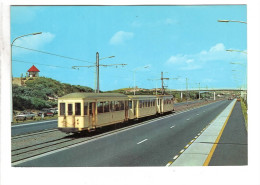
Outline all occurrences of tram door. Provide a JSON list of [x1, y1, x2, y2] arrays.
[[134, 100, 137, 117], [89, 102, 96, 128], [67, 103, 75, 127], [160, 99, 163, 113], [125, 101, 129, 121]]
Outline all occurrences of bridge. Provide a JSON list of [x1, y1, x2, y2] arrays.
[[166, 88, 247, 101]]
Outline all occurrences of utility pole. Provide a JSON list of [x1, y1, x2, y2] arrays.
[[161, 72, 169, 95], [96, 52, 99, 93], [186, 78, 188, 105], [196, 82, 200, 100], [72, 52, 126, 93]]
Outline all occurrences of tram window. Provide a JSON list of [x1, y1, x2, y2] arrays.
[[97, 102, 104, 113], [110, 101, 114, 112], [119, 101, 124, 110], [84, 102, 88, 115], [115, 101, 120, 111], [75, 103, 81, 115], [104, 101, 109, 113], [139, 100, 142, 108], [68, 104, 73, 115], [60, 103, 65, 115], [129, 101, 132, 109], [89, 103, 93, 115]]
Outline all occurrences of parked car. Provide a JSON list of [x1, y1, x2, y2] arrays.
[[49, 108, 58, 114], [46, 111, 54, 117], [38, 111, 47, 116], [15, 112, 36, 121]]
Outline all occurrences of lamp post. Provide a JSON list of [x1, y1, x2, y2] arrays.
[[217, 20, 247, 24], [226, 49, 247, 54], [133, 65, 149, 95], [11, 32, 42, 122]]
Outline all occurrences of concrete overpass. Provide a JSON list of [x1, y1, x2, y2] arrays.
[[167, 88, 247, 101]]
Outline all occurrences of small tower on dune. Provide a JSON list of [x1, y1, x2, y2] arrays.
[[27, 65, 40, 77]]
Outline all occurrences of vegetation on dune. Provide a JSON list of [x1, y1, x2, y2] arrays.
[[13, 77, 94, 110], [240, 98, 248, 131]]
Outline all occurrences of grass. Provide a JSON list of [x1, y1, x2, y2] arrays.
[[240, 99, 248, 131]]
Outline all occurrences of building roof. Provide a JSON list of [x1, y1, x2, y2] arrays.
[[27, 65, 40, 72]]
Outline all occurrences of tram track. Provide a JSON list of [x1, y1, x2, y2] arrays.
[[12, 99, 221, 165]]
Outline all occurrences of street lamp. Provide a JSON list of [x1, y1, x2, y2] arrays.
[[218, 20, 247, 24], [133, 65, 149, 95], [11, 32, 42, 122], [226, 49, 247, 54]]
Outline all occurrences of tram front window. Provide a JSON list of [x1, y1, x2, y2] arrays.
[[75, 103, 81, 115], [68, 104, 73, 115], [60, 103, 65, 116]]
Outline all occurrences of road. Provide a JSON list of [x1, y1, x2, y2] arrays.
[[209, 101, 247, 165], [14, 100, 232, 167], [11, 120, 57, 136]]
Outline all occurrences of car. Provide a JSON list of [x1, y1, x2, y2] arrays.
[[46, 111, 54, 117], [15, 112, 36, 121], [49, 108, 58, 114], [38, 111, 47, 116]]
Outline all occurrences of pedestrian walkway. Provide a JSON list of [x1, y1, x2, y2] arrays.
[[170, 99, 241, 166]]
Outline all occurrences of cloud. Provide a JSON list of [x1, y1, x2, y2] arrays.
[[165, 43, 247, 71], [109, 31, 134, 45], [12, 32, 55, 55]]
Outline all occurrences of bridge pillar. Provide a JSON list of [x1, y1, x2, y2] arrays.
[[181, 91, 183, 100], [214, 91, 216, 101]]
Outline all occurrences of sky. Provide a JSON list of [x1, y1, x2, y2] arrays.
[[11, 5, 247, 91]]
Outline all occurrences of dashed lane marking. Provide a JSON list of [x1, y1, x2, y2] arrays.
[[173, 155, 179, 160], [170, 125, 175, 128], [137, 139, 148, 145]]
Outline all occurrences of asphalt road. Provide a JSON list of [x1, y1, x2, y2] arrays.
[[209, 101, 248, 166], [15, 100, 232, 167], [11, 120, 57, 136]]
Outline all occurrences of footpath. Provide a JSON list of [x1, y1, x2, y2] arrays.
[[170, 99, 247, 166]]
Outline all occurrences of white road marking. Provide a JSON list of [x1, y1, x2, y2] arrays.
[[173, 155, 179, 160], [170, 125, 175, 128], [137, 139, 148, 145], [180, 149, 185, 153], [166, 162, 173, 167], [186, 118, 190, 121], [197, 114, 200, 116]]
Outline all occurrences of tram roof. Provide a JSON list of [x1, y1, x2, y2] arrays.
[[60, 92, 128, 99]]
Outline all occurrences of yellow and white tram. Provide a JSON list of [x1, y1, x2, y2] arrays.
[[58, 93, 174, 133]]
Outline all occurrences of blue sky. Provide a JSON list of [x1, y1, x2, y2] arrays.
[[11, 5, 247, 91]]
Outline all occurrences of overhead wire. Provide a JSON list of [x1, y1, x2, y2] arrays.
[[12, 45, 94, 64], [12, 59, 75, 69]]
